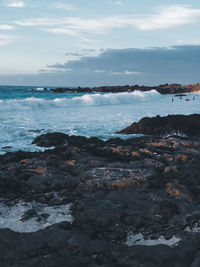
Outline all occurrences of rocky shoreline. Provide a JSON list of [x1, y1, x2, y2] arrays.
[[50, 83, 200, 94], [1, 115, 200, 266], [118, 114, 200, 136]]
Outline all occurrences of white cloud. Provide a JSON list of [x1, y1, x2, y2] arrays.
[[6, 1, 25, 7], [116, 1, 123, 5], [108, 1, 123, 6], [0, 34, 13, 46], [15, 18, 69, 27], [0, 24, 15, 30], [94, 70, 105, 73], [13, 5, 200, 41], [112, 70, 140, 75], [43, 27, 79, 36], [15, 17, 116, 35], [39, 67, 73, 73], [175, 40, 200, 46], [50, 2, 76, 10], [134, 5, 200, 30], [125, 70, 141, 75]]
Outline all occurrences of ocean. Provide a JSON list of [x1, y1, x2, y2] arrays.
[[0, 85, 199, 154]]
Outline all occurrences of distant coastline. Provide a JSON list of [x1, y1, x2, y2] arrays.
[[50, 83, 200, 94]]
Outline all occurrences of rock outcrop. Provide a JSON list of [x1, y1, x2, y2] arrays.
[[118, 114, 200, 136], [1, 131, 200, 266], [50, 83, 200, 94]]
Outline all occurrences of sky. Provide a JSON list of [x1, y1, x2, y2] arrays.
[[0, 0, 200, 86]]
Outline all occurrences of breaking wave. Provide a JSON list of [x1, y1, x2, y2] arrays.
[[35, 87, 47, 91], [0, 90, 161, 110]]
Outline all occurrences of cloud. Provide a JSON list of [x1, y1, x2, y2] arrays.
[[0, 34, 13, 45], [94, 70, 105, 73], [0, 24, 15, 30], [6, 1, 25, 7], [14, 18, 64, 26], [65, 49, 98, 58], [175, 40, 200, 46], [38, 67, 73, 73], [108, 1, 124, 6], [117, 1, 123, 5], [134, 5, 200, 30], [46, 47, 170, 72], [112, 70, 141, 75], [45, 64, 73, 72], [13, 5, 200, 43], [15, 5, 200, 32], [65, 52, 83, 57], [1, 45, 200, 86], [83, 49, 96, 52], [39, 45, 200, 86], [50, 2, 77, 10], [15, 17, 120, 35], [43, 27, 80, 37]]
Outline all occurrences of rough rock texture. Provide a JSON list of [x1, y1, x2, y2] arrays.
[[50, 83, 200, 94], [32, 132, 69, 147], [118, 114, 200, 136], [32, 133, 103, 148], [1, 133, 200, 266]]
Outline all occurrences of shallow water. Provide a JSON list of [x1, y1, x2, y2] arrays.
[[0, 85, 200, 154], [125, 232, 181, 247], [0, 199, 73, 233]]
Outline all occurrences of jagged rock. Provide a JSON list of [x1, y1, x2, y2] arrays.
[[32, 133, 103, 148], [118, 114, 200, 137], [1, 129, 200, 266], [50, 83, 200, 94], [32, 132, 69, 147]]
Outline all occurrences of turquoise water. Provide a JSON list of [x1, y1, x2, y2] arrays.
[[0, 85, 85, 100], [0, 85, 199, 154]]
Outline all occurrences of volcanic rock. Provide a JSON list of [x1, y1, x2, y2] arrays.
[[50, 83, 200, 94], [118, 114, 200, 136], [32, 132, 69, 147], [1, 129, 200, 266]]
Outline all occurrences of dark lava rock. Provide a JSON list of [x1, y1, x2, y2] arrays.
[[32, 132, 104, 148], [32, 132, 69, 147], [50, 83, 200, 94], [20, 208, 39, 221], [1, 128, 200, 266], [118, 114, 200, 136]]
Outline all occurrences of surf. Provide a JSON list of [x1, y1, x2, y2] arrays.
[[0, 90, 161, 110]]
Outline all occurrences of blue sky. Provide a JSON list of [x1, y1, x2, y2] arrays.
[[0, 0, 200, 86]]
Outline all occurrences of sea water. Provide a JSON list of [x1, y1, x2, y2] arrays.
[[0, 85, 200, 154], [0, 199, 73, 233]]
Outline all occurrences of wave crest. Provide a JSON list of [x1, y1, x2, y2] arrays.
[[0, 90, 160, 110]]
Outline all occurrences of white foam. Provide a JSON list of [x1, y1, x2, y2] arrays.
[[0, 200, 73, 233], [0, 90, 161, 110], [73, 90, 161, 106], [1, 90, 200, 154], [35, 87, 46, 91], [125, 232, 181, 247], [161, 130, 188, 138], [185, 223, 200, 233]]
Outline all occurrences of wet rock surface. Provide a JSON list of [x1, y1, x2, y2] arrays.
[[118, 114, 200, 137], [1, 133, 200, 266]]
